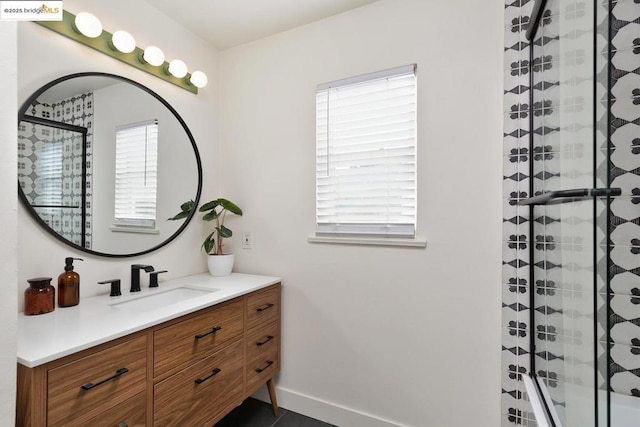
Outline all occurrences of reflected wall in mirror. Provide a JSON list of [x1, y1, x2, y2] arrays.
[[17, 73, 202, 257]]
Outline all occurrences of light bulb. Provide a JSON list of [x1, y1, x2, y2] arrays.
[[143, 46, 165, 66], [74, 12, 102, 38], [168, 59, 188, 78], [111, 30, 136, 53], [190, 71, 208, 88]]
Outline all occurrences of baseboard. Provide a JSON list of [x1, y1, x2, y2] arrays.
[[252, 386, 407, 427]]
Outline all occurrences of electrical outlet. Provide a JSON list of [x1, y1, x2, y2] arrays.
[[242, 231, 253, 249]]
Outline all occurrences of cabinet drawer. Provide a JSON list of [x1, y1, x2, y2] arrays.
[[154, 299, 244, 378], [78, 391, 146, 427], [246, 320, 279, 364], [47, 336, 147, 427], [246, 343, 278, 392], [154, 339, 244, 426], [246, 285, 280, 330]]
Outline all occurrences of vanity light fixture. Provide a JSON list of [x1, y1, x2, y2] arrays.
[[110, 30, 136, 54], [35, 10, 206, 94], [167, 59, 188, 78], [190, 71, 208, 88], [142, 46, 165, 67], [73, 12, 102, 38]]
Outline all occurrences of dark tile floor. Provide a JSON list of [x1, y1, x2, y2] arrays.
[[215, 398, 337, 427]]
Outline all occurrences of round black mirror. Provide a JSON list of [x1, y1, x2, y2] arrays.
[[17, 72, 202, 257]]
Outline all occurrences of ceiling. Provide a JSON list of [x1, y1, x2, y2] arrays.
[[146, 0, 381, 50]]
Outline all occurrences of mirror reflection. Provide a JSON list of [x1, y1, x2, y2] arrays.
[[18, 73, 202, 257]]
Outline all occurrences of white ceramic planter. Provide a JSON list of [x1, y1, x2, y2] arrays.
[[207, 253, 234, 276]]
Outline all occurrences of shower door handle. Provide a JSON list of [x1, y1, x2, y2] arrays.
[[518, 187, 621, 206]]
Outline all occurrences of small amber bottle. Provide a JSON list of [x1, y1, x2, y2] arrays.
[[25, 277, 55, 315], [58, 257, 83, 307]]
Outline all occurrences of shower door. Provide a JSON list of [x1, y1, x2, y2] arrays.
[[520, 0, 614, 426], [18, 117, 88, 248]]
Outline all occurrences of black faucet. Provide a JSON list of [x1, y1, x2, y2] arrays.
[[130, 264, 154, 292]]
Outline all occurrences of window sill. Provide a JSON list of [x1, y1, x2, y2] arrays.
[[110, 226, 159, 235], [307, 235, 427, 248]]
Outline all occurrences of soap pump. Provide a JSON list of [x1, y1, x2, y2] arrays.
[[58, 257, 83, 307]]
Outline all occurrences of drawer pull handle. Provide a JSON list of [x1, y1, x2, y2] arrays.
[[117, 423, 128, 427], [195, 368, 221, 384], [256, 335, 274, 346], [256, 303, 275, 312], [195, 325, 222, 339], [81, 367, 129, 391], [255, 360, 274, 373]]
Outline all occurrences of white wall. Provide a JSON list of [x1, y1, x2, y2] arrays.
[[17, 0, 219, 309], [220, 1, 504, 426], [0, 21, 18, 427]]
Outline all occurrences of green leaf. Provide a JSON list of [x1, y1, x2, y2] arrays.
[[168, 199, 195, 220], [202, 232, 216, 254], [180, 200, 195, 212], [202, 210, 219, 221], [217, 225, 232, 238], [203, 239, 214, 254], [218, 198, 243, 216], [167, 210, 189, 221], [199, 200, 220, 212]]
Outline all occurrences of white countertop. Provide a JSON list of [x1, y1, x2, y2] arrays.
[[17, 272, 281, 368]]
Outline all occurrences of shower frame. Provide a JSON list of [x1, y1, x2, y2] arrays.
[[517, 0, 619, 425], [19, 114, 89, 249]]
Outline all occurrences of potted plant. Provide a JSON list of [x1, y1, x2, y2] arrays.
[[169, 198, 243, 276]]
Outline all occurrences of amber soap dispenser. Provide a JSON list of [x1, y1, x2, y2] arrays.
[[58, 257, 83, 307]]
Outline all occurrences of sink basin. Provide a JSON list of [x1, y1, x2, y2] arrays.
[[109, 286, 219, 312]]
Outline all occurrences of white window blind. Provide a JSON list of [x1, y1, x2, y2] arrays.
[[315, 64, 417, 237], [114, 120, 158, 228]]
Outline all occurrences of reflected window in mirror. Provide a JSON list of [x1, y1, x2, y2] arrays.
[[113, 120, 158, 233]]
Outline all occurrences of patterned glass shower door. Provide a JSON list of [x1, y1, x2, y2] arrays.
[[523, 0, 613, 425], [18, 119, 88, 248]]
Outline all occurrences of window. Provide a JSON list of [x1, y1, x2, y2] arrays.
[[114, 120, 158, 228], [315, 64, 417, 237]]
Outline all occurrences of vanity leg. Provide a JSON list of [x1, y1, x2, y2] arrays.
[[267, 378, 279, 416]]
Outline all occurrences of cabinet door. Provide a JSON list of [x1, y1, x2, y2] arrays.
[[78, 391, 146, 427], [47, 336, 147, 427], [154, 339, 244, 426], [153, 299, 244, 378]]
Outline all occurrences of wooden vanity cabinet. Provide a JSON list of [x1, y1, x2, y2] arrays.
[[16, 283, 281, 427]]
